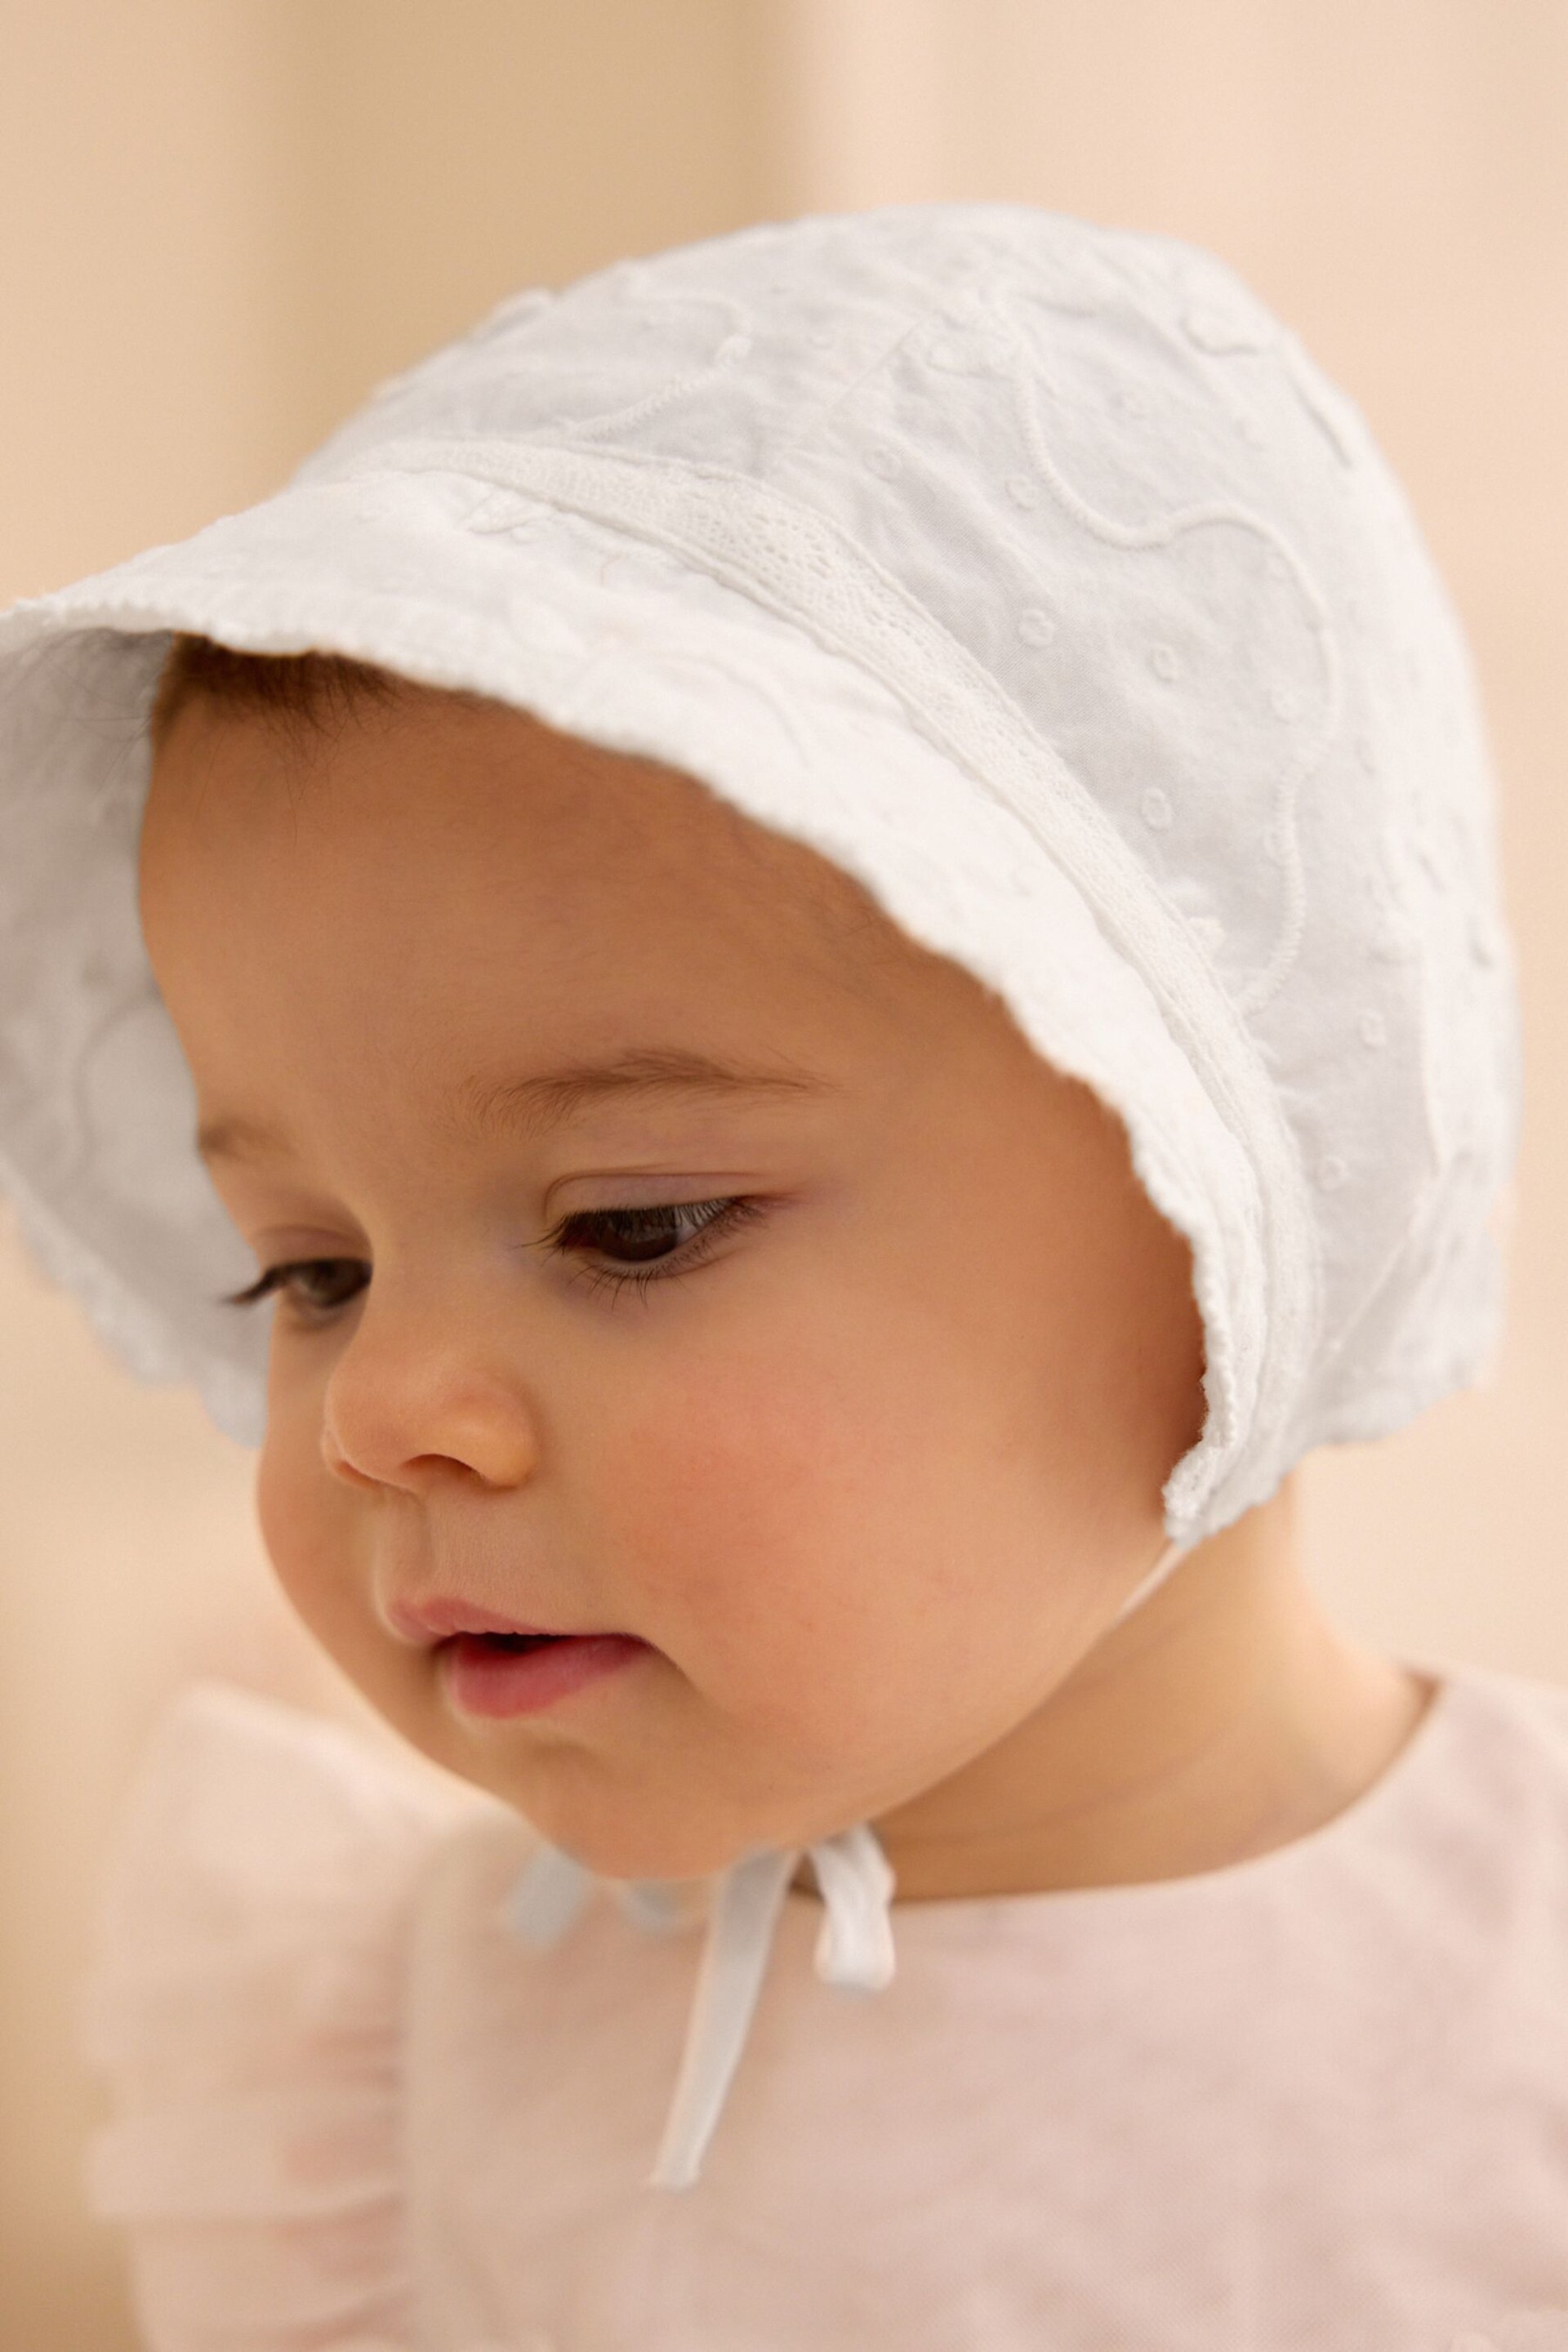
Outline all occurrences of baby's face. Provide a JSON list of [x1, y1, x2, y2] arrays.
[[140, 684, 1203, 1879]]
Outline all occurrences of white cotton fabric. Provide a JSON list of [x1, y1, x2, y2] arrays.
[[0, 202, 1520, 1544], [82, 1672, 1568, 2350]]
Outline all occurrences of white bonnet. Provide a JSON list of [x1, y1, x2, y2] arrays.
[[0, 203, 1520, 1544]]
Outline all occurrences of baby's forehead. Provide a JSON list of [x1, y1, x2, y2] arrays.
[[149, 660, 907, 968]]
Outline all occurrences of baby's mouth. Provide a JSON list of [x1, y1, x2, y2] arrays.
[[439, 1626, 650, 1719], [386, 1593, 586, 1646], [384, 1593, 651, 1716], [456, 1630, 563, 1654]]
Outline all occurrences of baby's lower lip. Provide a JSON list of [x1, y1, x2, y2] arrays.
[[440, 1630, 649, 1719]]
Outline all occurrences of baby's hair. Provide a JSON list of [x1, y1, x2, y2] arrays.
[[149, 632, 405, 747]]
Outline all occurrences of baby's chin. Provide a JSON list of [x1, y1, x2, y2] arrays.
[[381, 1687, 833, 1884], [472, 1762, 832, 1886], [334, 1622, 897, 1880]]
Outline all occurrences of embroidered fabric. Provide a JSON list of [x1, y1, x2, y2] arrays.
[[0, 203, 1519, 1547]]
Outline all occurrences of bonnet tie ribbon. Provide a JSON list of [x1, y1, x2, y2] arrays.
[[506, 1821, 897, 2190], [503, 1538, 1185, 2188]]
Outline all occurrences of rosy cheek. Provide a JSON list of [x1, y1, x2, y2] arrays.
[[596, 1354, 883, 1671]]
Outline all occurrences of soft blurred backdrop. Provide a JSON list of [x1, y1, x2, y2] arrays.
[[3, 3, 1565, 2341]]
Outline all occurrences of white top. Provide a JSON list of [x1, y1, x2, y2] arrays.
[[84, 1666, 1568, 2351]]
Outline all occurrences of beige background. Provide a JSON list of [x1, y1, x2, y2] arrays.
[[2, 4, 1564, 2341]]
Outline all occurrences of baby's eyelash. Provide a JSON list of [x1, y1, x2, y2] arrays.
[[540, 1196, 764, 1299], [220, 1258, 367, 1318]]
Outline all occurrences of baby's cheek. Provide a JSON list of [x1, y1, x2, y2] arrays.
[[590, 1343, 932, 1726]]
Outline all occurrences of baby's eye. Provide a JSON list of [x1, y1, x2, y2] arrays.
[[222, 1258, 369, 1321], [562, 1202, 720, 1264], [216, 1200, 761, 1322], [546, 1196, 763, 1293]]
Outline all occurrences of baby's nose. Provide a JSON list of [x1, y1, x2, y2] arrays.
[[318, 1298, 541, 1495]]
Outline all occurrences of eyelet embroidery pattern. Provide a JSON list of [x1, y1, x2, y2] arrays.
[[0, 205, 1518, 1539], [299, 211, 1519, 1534]]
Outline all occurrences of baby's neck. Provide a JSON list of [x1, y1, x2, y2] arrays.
[[843, 1486, 1433, 1904]]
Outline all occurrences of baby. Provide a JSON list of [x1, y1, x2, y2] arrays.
[[0, 207, 1561, 2349]]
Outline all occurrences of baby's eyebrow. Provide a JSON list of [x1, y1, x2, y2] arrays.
[[452, 1049, 834, 1144], [195, 1049, 831, 1165]]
